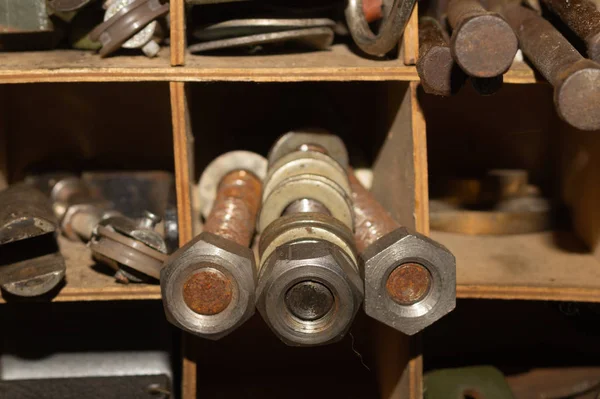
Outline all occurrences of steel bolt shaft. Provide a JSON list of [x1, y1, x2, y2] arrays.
[[417, 16, 465, 96], [447, 0, 518, 78], [348, 170, 431, 304], [203, 170, 262, 247], [541, 0, 600, 62], [490, 0, 600, 131], [183, 170, 261, 316]]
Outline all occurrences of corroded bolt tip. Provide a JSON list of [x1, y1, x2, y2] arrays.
[[556, 66, 600, 131], [285, 281, 334, 321], [386, 263, 432, 305], [183, 269, 233, 315], [418, 46, 461, 96], [451, 14, 518, 78]]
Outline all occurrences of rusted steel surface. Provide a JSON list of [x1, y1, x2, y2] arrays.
[[491, 0, 600, 131], [417, 16, 465, 96], [447, 0, 518, 78], [363, 0, 384, 23], [204, 170, 262, 248], [541, 0, 600, 62], [183, 268, 233, 315], [386, 262, 432, 305], [348, 169, 398, 253]]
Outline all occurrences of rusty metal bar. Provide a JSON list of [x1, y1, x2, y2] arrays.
[[203, 170, 262, 248]]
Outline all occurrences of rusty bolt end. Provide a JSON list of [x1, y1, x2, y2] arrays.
[[183, 268, 233, 316], [556, 63, 600, 131], [386, 263, 432, 305], [417, 46, 464, 96], [451, 14, 518, 78]]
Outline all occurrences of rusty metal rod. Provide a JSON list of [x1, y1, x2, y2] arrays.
[[447, 0, 518, 78], [490, 0, 600, 131], [203, 170, 262, 248], [541, 0, 600, 62], [417, 16, 466, 96], [348, 170, 432, 306]]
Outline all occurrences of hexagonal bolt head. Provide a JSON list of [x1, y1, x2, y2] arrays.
[[256, 240, 363, 346], [362, 227, 456, 335], [161, 231, 257, 340]]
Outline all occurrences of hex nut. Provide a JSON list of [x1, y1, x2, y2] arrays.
[[362, 227, 456, 335], [256, 240, 363, 346], [161, 231, 257, 340]]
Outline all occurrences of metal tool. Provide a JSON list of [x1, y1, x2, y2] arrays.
[[256, 131, 363, 346], [89, 0, 169, 57], [541, 0, 600, 62], [37, 175, 169, 283], [345, 0, 417, 56], [348, 170, 455, 335], [489, 0, 600, 131], [446, 0, 518, 78], [429, 169, 552, 235], [417, 16, 465, 96], [189, 18, 335, 54], [0, 184, 66, 297], [162, 151, 267, 340]]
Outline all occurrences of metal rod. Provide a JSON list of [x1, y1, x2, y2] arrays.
[[203, 170, 262, 248], [447, 0, 518, 78]]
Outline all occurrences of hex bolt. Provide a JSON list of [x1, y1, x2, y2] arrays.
[[348, 170, 456, 335], [181, 170, 261, 317], [417, 16, 466, 96], [447, 0, 518, 78], [541, 0, 600, 62], [489, 0, 600, 131], [256, 132, 362, 346], [161, 151, 267, 340]]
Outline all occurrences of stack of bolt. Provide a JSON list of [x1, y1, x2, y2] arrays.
[[161, 151, 267, 340], [417, 0, 600, 131], [255, 132, 363, 346], [349, 170, 456, 335]]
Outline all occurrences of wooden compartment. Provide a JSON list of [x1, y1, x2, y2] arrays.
[[424, 299, 600, 398], [173, 81, 426, 399], [0, 82, 174, 302], [419, 83, 600, 303]]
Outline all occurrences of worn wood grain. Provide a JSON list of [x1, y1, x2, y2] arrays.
[[170, 0, 185, 66], [402, 3, 419, 65]]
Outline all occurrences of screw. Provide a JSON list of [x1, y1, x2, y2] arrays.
[[386, 263, 432, 305], [139, 210, 161, 229]]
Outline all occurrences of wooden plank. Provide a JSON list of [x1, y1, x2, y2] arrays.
[[0, 236, 161, 304], [0, 85, 7, 189], [371, 82, 423, 399], [170, 0, 185, 66], [170, 81, 196, 399], [432, 230, 600, 302], [402, 2, 419, 66]]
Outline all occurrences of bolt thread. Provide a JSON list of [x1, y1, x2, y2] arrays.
[[204, 170, 262, 247], [348, 169, 399, 253]]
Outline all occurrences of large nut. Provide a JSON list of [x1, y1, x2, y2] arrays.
[[256, 240, 363, 346], [362, 227, 456, 335], [161, 232, 257, 340]]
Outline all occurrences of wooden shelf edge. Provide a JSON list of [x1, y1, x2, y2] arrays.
[[0, 286, 161, 304], [0, 67, 420, 84], [457, 284, 600, 303]]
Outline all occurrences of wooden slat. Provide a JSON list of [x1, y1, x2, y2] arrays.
[[0, 85, 7, 189], [433, 231, 600, 302], [402, 2, 419, 66], [170, 81, 196, 399], [170, 0, 185, 66]]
